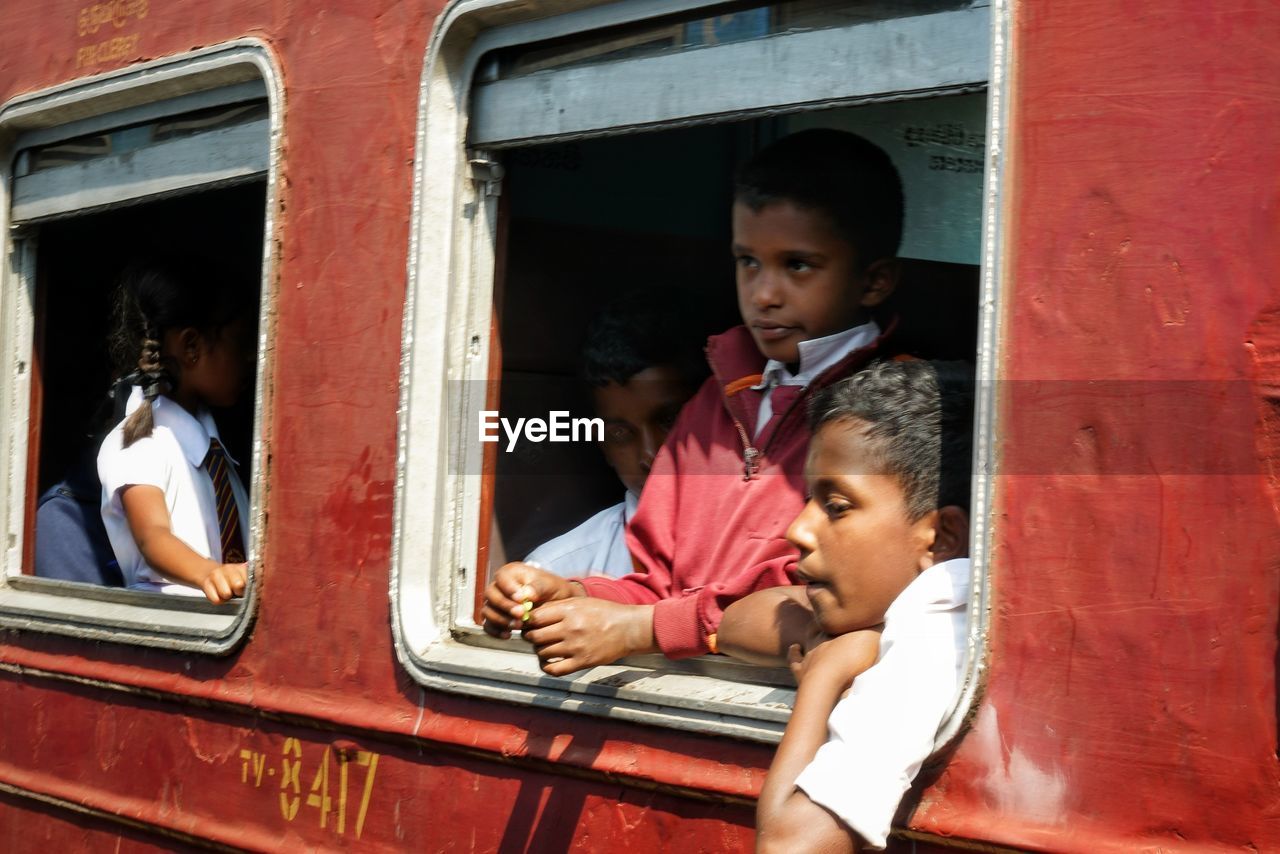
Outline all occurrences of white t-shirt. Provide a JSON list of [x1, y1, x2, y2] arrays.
[[752, 320, 881, 437], [794, 557, 971, 849], [98, 387, 250, 596], [525, 490, 638, 578]]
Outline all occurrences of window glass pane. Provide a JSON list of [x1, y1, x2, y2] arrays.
[[12, 100, 269, 222], [21, 134, 112, 172], [151, 100, 268, 143], [19, 101, 268, 176], [470, 2, 987, 148], [497, 0, 977, 78]]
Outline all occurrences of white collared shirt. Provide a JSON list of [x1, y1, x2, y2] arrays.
[[793, 557, 971, 849], [752, 320, 880, 437], [525, 490, 638, 578], [98, 387, 250, 596]]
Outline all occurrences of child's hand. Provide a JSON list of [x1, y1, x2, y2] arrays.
[[787, 628, 882, 694], [520, 598, 657, 676], [201, 562, 248, 605], [481, 562, 579, 638]]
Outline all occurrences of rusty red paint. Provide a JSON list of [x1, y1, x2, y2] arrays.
[[0, 0, 1277, 850], [912, 0, 1280, 850], [0, 2, 773, 848], [0, 674, 758, 850]]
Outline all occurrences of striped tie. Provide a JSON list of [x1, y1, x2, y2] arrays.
[[203, 437, 246, 564]]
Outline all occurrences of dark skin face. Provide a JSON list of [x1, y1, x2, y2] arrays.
[[593, 364, 694, 495], [733, 200, 898, 366], [163, 316, 255, 413], [787, 419, 968, 636]]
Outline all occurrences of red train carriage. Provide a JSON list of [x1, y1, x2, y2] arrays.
[[0, 0, 1277, 850]]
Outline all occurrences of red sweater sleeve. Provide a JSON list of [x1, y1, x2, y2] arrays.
[[576, 430, 682, 608], [580, 548, 799, 658], [575, 382, 803, 658], [648, 553, 798, 658]]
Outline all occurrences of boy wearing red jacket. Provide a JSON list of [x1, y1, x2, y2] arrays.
[[483, 129, 904, 674]]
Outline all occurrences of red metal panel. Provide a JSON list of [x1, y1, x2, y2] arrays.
[[2, 0, 1279, 850], [0, 792, 185, 853], [911, 1, 1280, 850], [0, 0, 441, 700], [0, 0, 761, 844], [0, 674, 757, 851], [0, 1, 777, 818]]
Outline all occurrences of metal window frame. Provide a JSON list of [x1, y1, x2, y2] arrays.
[[11, 82, 269, 223], [470, 4, 990, 147], [393, 0, 1005, 744], [0, 41, 283, 654]]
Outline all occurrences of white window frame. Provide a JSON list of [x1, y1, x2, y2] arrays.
[[0, 41, 282, 654], [393, 0, 1006, 743]]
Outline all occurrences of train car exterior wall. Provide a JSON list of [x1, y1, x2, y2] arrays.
[[0, 1, 1276, 851], [0, 1, 771, 849]]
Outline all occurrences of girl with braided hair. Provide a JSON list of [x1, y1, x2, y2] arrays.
[[97, 258, 257, 604]]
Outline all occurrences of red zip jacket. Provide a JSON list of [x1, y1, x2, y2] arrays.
[[576, 323, 894, 658]]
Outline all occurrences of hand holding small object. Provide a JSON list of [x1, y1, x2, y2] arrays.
[[481, 561, 580, 638], [520, 598, 658, 676]]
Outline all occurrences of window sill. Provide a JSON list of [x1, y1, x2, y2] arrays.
[[0, 575, 248, 653], [402, 626, 794, 744]]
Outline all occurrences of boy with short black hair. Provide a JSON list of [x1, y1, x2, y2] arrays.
[[721, 359, 974, 853], [483, 129, 904, 675], [525, 290, 706, 577]]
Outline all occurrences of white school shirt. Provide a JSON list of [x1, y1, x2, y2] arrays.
[[525, 490, 638, 578], [751, 320, 881, 437], [794, 557, 971, 849], [98, 387, 250, 596]]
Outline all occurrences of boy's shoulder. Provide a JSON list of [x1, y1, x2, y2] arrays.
[[526, 497, 629, 570], [97, 422, 187, 491], [886, 558, 970, 622]]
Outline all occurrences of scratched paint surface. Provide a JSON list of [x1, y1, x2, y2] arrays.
[[0, 674, 757, 851], [0, 9, 777, 845], [1, 0, 1279, 851], [910, 0, 1280, 851], [0, 792, 182, 853]]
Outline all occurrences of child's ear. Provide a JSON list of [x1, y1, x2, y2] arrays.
[[176, 327, 202, 366], [930, 505, 969, 563], [858, 258, 900, 309]]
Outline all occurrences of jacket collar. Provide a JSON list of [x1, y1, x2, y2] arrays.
[[754, 320, 881, 391], [706, 318, 899, 432], [123, 385, 231, 468]]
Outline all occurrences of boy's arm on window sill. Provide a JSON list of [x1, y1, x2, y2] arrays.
[[719, 586, 819, 666]]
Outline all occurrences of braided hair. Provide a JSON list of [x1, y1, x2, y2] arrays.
[[108, 257, 254, 448]]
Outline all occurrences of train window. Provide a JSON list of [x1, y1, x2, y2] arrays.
[[396, 0, 999, 741], [0, 43, 279, 652]]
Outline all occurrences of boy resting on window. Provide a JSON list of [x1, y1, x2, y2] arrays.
[[483, 129, 903, 674], [719, 359, 973, 853], [524, 290, 707, 577]]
